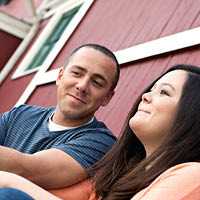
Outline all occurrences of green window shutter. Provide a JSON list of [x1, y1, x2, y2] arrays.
[[27, 5, 82, 71]]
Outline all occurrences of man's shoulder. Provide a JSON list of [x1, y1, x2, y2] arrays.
[[12, 104, 55, 114], [76, 117, 117, 140], [81, 117, 108, 131], [4, 104, 56, 122]]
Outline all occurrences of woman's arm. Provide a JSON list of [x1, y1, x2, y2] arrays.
[[0, 171, 61, 200], [131, 162, 200, 200]]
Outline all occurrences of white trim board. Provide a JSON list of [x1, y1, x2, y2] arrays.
[[37, 0, 85, 19], [15, 26, 200, 106], [115, 26, 200, 64], [0, 11, 31, 39]]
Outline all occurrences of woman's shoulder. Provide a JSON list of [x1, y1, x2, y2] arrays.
[[154, 162, 200, 185], [163, 162, 200, 176], [131, 162, 200, 200]]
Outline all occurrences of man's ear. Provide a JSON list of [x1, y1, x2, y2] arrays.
[[101, 91, 115, 106], [56, 68, 64, 86]]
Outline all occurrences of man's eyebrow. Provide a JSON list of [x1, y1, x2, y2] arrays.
[[71, 65, 108, 83], [162, 83, 176, 91], [93, 73, 108, 84], [71, 65, 87, 72]]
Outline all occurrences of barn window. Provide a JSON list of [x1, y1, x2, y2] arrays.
[[26, 5, 81, 71], [12, 0, 94, 79]]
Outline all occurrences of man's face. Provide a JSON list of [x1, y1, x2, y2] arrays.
[[55, 47, 117, 125]]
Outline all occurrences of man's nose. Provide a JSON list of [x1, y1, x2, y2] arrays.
[[76, 77, 90, 93]]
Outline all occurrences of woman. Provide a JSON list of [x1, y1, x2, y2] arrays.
[[1, 64, 200, 200], [92, 63, 200, 200]]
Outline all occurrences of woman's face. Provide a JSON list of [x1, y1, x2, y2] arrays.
[[129, 70, 187, 155]]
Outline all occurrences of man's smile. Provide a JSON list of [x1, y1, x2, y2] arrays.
[[67, 93, 87, 104]]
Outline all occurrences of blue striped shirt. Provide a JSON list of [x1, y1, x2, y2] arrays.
[[0, 104, 117, 169]]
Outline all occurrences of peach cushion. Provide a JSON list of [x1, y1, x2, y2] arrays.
[[48, 179, 92, 200]]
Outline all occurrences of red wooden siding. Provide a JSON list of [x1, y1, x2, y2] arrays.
[[0, 30, 21, 71], [1, 0, 200, 136]]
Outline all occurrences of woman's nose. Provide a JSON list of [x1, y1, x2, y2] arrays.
[[142, 92, 152, 103]]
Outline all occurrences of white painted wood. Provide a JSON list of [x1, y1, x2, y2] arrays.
[[114, 27, 200, 64], [0, 0, 39, 85], [11, 10, 63, 80], [37, 68, 60, 85], [38, 0, 85, 19], [0, 11, 31, 39]]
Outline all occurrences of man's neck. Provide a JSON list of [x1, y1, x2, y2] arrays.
[[52, 110, 94, 128]]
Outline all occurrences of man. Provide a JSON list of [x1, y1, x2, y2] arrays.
[[0, 44, 120, 189]]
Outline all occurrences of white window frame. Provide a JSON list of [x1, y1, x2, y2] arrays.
[[12, 0, 93, 80], [37, 0, 85, 20]]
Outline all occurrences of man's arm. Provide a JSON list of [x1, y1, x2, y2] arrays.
[[0, 170, 61, 200], [0, 146, 88, 189]]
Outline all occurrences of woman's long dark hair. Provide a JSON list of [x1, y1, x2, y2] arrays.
[[91, 64, 200, 200]]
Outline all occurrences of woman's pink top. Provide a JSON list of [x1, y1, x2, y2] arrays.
[[131, 162, 200, 200], [49, 162, 200, 200]]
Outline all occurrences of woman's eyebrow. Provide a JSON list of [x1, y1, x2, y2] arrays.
[[153, 83, 176, 91], [162, 83, 176, 91]]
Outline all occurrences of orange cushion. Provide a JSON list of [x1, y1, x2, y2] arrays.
[[48, 179, 92, 200]]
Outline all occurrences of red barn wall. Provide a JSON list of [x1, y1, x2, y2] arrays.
[[1, 0, 200, 136], [0, 0, 44, 112], [0, 30, 21, 71]]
